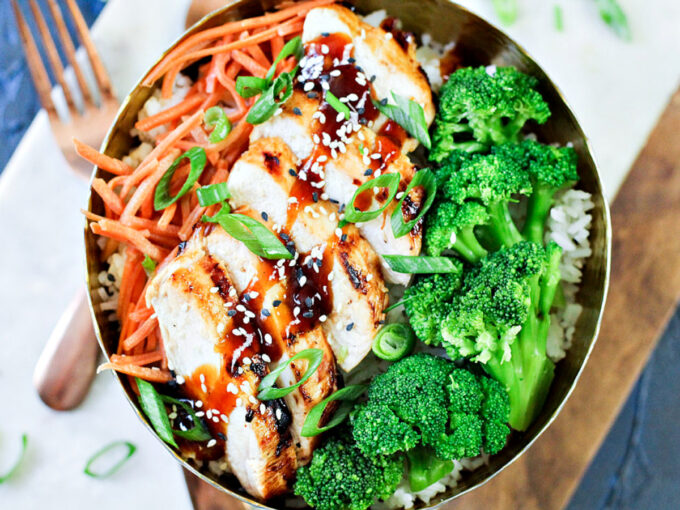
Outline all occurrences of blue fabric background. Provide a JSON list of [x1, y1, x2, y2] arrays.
[[1, 1, 677, 508]]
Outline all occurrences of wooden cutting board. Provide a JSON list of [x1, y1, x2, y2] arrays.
[[184, 86, 680, 510]]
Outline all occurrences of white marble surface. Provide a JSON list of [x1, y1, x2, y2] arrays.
[[0, 0, 678, 508]]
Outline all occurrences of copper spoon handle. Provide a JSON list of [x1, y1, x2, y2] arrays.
[[33, 288, 100, 411]]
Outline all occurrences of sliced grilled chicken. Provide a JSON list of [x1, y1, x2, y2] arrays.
[[227, 138, 388, 371], [146, 239, 297, 499], [301, 4, 434, 153], [202, 226, 338, 464], [252, 90, 424, 285]]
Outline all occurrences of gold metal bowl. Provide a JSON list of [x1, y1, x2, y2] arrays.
[[84, 0, 611, 507]]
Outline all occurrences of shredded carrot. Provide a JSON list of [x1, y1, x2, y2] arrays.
[[97, 362, 172, 383], [231, 49, 269, 77], [122, 316, 159, 351], [90, 220, 163, 261], [74, 139, 133, 175], [110, 351, 163, 366], [91, 178, 124, 216], [135, 94, 206, 132]]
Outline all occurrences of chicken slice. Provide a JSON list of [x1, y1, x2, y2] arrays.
[[302, 4, 435, 153], [202, 226, 338, 464], [227, 138, 387, 371], [146, 238, 296, 499]]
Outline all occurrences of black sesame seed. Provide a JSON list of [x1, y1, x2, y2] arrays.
[[341, 233, 347, 242], [262, 309, 271, 317], [364, 169, 372, 176], [312, 192, 318, 203], [296, 267, 303, 279], [307, 91, 318, 99], [305, 297, 313, 307], [329, 198, 339, 204], [357, 107, 365, 115], [370, 75, 377, 82], [322, 32, 330, 37], [293, 107, 302, 116], [286, 244, 296, 255], [217, 433, 227, 441], [227, 310, 237, 317], [243, 294, 251, 302], [261, 211, 268, 221], [348, 57, 356, 63], [379, 98, 388, 106], [280, 232, 290, 241], [288, 168, 297, 177], [302, 311, 314, 318], [356, 65, 364, 73], [315, 259, 323, 267], [346, 322, 354, 331], [359, 117, 368, 125], [273, 300, 282, 307], [378, 319, 386, 325], [107, 273, 115, 282]]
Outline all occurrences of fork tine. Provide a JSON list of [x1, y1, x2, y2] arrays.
[[29, 0, 77, 113], [46, 0, 94, 109], [64, 0, 115, 102], [11, 0, 57, 116]]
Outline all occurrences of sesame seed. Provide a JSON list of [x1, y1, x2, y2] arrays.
[[364, 168, 372, 176], [293, 107, 302, 116], [341, 233, 347, 242], [302, 310, 314, 318], [395, 191, 405, 199], [366, 273, 373, 281], [275, 408, 282, 420], [273, 300, 282, 307], [227, 310, 236, 317], [195, 411, 205, 417], [200, 374, 205, 383], [294, 306, 300, 317], [227, 383, 238, 394], [289, 168, 297, 177], [319, 314, 327, 322], [264, 333, 273, 344], [210, 286, 219, 294], [262, 308, 270, 317], [321, 44, 329, 54], [335, 228, 342, 238], [236, 398, 243, 406], [288, 196, 298, 204], [212, 416, 220, 423], [249, 395, 258, 405], [217, 322, 226, 334], [304, 81, 314, 92], [221, 414, 229, 423], [236, 304, 246, 312], [262, 354, 271, 363], [196, 400, 203, 408], [260, 403, 266, 414], [201, 383, 208, 393]]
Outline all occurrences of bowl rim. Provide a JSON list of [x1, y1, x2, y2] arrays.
[[83, 0, 612, 507]]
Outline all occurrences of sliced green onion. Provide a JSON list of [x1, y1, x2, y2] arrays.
[[344, 173, 400, 224], [554, 5, 564, 31], [84, 441, 136, 478], [154, 147, 207, 211], [382, 255, 459, 274], [141, 255, 157, 276], [196, 182, 230, 207], [203, 207, 293, 260], [161, 395, 211, 441], [247, 71, 295, 125], [204, 107, 232, 143], [407, 446, 454, 492], [325, 91, 350, 120], [390, 168, 437, 238], [266, 36, 303, 81], [372, 323, 416, 361], [374, 92, 431, 149], [236, 76, 270, 99], [136, 378, 177, 447], [595, 0, 632, 41], [491, 0, 519, 25], [257, 348, 324, 400], [301, 385, 367, 437], [384, 297, 414, 313], [0, 434, 28, 484]]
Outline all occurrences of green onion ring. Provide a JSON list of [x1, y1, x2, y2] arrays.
[[372, 323, 416, 361], [153, 147, 207, 211], [301, 385, 367, 437], [84, 441, 136, 478], [257, 348, 324, 400], [390, 168, 437, 238], [0, 434, 28, 484], [344, 173, 400, 224]]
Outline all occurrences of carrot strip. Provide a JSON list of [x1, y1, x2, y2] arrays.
[[91, 178, 124, 215], [122, 316, 159, 351], [179, 203, 206, 241], [158, 202, 177, 230], [143, 0, 333, 85], [117, 247, 143, 320], [90, 220, 163, 261], [135, 94, 206, 132], [97, 362, 172, 383], [74, 139, 133, 175], [270, 34, 284, 59], [121, 150, 180, 222], [245, 39, 271, 69], [231, 49, 268, 77], [128, 307, 154, 323], [111, 351, 163, 366]]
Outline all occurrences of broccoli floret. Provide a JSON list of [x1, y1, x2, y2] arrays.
[[430, 66, 551, 162], [441, 241, 562, 431], [424, 152, 531, 262], [294, 430, 403, 510], [351, 354, 510, 464], [493, 140, 578, 243], [403, 269, 463, 344]]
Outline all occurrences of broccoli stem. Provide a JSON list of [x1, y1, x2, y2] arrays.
[[452, 228, 489, 264], [523, 184, 556, 244], [487, 202, 524, 248]]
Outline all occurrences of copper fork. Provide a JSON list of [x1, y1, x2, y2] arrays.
[[12, 0, 119, 410]]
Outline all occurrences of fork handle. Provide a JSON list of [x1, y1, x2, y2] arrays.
[[33, 288, 100, 411]]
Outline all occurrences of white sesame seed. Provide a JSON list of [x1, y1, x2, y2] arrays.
[[207, 410, 213, 419], [195, 411, 205, 417], [330, 69, 341, 77], [396, 192, 405, 200], [249, 395, 258, 405], [221, 414, 229, 423], [236, 398, 243, 406], [227, 383, 238, 394], [236, 304, 246, 312], [210, 286, 219, 294], [217, 322, 226, 334], [207, 439, 217, 448], [250, 291, 259, 298], [288, 196, 298, 204], [321, 44, 329, 54], [294, 306, 300, 317], [319, 314, 327, 322], [264, 333, 273, 344], [275, 408, 282, 420], [262, 354, 271, 363], [299, 275, 307, 286], [335, 228, 342, 238], [313, 134, 320, 144], [304, 81, 314, 91], [200, 374, 205, 383], [260, 403, 266, 414], [176, 375, 185, 385], [367, 273, 374, 281], [212, 416, 220, 423], [201, 383, 207, 393], [347, 93, 359, 101], [229, 287, 237, 297], [385, 32, 393, 40]]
